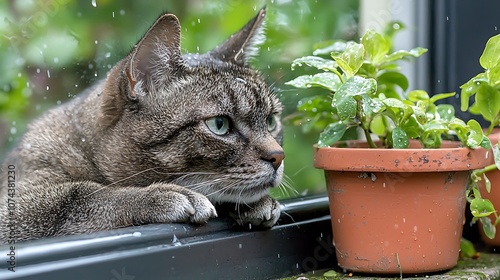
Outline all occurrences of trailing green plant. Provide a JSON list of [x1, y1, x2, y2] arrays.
[[285, 23, 491, 150], [461, 33, 500, 239]]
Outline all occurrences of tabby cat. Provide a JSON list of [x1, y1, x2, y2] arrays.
[[0, 8, 284, 243]]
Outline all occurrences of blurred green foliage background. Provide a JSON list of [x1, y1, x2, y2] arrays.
[[0, 0, 359, 198]]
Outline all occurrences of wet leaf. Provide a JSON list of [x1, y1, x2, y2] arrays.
[[436, 104, 455, 121], [285, 73, 341, 92], [290, 56, 337, 72], [481, 217, 497, 239], [475, 84, 500, 122], [408, 90, 429, 102], [313, 41, 347, 56], [429, 92, 456, 104], [470, 198, 496, 218], [493, 143, 500, 170], [318, 122, 347, 147], [333, 41, 365, 78], [362, 29, 389, 64], [392, 127, 409, 148], [383, 47, 428, 64], [480, 33, 500, 69], [333, 76, 377, 121], [484, 173, 492, 193], [377, 71, 409, 92]]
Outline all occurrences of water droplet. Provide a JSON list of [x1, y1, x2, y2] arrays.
[[95, 40, 98, 45], [23, 143, 32, 149], [56, 100, 61, 105], [112, 11, 115, 18], [10, 127, 17, 134], [105, 52, 111, 58], [46, 86, 50, 91], [81, 138, 86, 142], [171, 234, 182, 246], [277, 254, 280, 258], [91, 0, 96, 7], [47, 70, 51, 78], [132, 232, 141, 237], [120, 10, 125, 16], [53, 57, 59, 64], [238, 244, 242, 249]]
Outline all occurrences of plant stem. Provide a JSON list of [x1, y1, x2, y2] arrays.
[[473, 163, 499, 177], [362, 125, 377, 148]]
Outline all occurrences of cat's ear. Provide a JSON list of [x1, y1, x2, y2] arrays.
[[126, 13, 184, 99], [208, 7, 266, 66]]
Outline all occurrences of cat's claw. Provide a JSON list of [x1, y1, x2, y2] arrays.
[[232, 196, 281, 228]]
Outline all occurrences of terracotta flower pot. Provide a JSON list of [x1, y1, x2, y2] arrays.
[[314, 141, 490, 274], [479, 130, 500, 246]]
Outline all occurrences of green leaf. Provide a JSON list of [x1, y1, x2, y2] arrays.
[[493, 143, 500, 170], [370, 115, 387, 136], [467, 119, 485, 148], [484, 173, 492, 193], [487, 63, 500, 85], [333, 76, 377, 121], [285, 73, 341, 92], [460, 74, 486, 111], [475, 84, 500, 121], [480, 33, 500, 69], [290, 56, 337, 72], [481, 217, 497, 239], [318, 122, 347, 147], [361, 95, 385, 119], [470, 198, 496, 218], [361, 29, 389, 64], [313, 40, 347, 56], [448, 118, 469, 143], [332, 57, 353, 78], [323, 270, 339, 277], [383, 47, 428, 64], [460, 238, 477, 258], [436, 104, 455, 121], [429, 92, 456, 104], [392, 127, 409, 148], [377, 71, 409, 92], [408, 90, 430, 102], [333, 41, 365, 77]]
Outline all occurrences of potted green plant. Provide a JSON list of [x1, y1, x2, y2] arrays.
[[285, 23, 492, 274], [460, 33, 500, 245]]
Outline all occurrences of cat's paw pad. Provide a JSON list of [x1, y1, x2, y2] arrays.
[[232, 196, 281, 229]]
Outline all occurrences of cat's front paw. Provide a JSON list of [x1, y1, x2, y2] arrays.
[[146, 183, 217, 224], [231, 196, 281, 228]]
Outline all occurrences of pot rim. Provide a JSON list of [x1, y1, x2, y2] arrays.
[[313, 140, 490, 172]]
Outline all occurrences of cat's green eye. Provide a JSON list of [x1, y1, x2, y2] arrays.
[[205, 116, 230, 136], [267, 115, 278, 132]]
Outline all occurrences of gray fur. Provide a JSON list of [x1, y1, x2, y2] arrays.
[[0, 8, 284, 243]]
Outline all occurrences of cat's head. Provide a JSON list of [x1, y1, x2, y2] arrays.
[[97, 8, 284, 204]]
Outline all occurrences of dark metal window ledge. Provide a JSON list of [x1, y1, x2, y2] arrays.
[[0, 195, 333, 280]]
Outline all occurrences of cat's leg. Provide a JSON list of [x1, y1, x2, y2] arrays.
[[227, 195, 281, 228], [0, 181, 217, 242]]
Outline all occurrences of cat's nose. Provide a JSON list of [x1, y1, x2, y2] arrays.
[[262, 149, 285, 170]]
